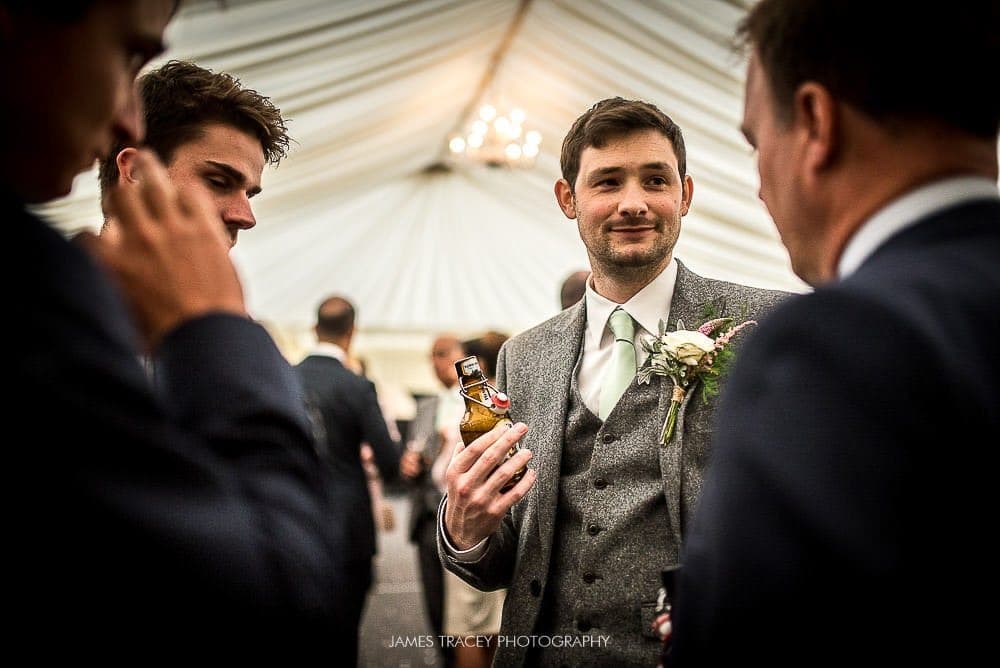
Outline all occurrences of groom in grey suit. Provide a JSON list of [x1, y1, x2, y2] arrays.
[[439, 98, 787, 666]]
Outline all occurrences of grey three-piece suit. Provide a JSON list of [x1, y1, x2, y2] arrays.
[[440, 260, 787, 666]]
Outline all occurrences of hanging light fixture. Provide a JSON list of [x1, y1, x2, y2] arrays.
[[448, 103, 542, 168]]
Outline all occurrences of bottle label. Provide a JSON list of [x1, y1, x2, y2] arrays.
[[460, 358, 479, 376]]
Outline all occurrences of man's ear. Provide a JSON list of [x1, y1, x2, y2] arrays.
[[555, 179, 577, 219], [116, 147, 142, 184], [680, 174, 694, 216], [795, 81, 838, 173]]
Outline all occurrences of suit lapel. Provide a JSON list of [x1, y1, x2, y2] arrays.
[[531, 303, 586, 552], [656, 261, 715, 543]]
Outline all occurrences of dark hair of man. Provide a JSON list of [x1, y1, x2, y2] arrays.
[[98, 59, 291, 194], [736, 0, 1000, 138], [0, 1, 93, 20], [559, 97, 687, 192], [0, 1, 182, 25], [316, 296, 355, 339]]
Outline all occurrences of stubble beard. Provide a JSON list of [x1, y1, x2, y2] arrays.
[[589, 217, 679, 285]]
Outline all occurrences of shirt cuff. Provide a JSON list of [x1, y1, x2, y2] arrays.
[[439, 496, 489, 562]]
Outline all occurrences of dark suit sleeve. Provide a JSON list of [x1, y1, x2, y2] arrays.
[[16, 215, 348, 646], [149, 315, 347, 621], [358, 378, 402, 482], [671, 289, 951, 664]]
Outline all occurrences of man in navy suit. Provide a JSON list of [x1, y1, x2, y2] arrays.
[[3, 0, 348, 651], [671, 1, 1000, 665], [295, 295, 402, 665]]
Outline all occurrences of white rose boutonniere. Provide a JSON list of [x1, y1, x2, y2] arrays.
[[638, 317, 756, 446], [661, 330, 716, 366]]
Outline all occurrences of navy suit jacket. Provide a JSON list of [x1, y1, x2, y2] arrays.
[[11, 195, 349, 651], [672, 199, 1000, 665], [295, 354, 401, 562]]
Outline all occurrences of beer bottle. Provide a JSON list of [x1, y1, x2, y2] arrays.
[[455, 355, 525, 492]]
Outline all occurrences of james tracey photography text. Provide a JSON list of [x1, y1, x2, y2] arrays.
[[388, 635, 612, 649]]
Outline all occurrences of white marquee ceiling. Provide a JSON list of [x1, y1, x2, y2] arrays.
[[38, 0, 806, 341]]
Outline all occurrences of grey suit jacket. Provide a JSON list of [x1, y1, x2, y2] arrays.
[[440, 260, 787, 666]]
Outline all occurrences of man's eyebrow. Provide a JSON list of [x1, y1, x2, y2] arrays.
[[588, 162, 673, 178], [206, 160, 261, 196], [587, 166, 624, 180]]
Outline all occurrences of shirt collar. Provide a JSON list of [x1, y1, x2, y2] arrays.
[[585, 258, 678, 341], [838, 176, 999, 279], [309, 341, 347, 363]]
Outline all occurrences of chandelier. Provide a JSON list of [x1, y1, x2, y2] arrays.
[[448, 104, 542, 168]]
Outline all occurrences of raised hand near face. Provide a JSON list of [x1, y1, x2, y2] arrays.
[[82, 149, 247, 350]]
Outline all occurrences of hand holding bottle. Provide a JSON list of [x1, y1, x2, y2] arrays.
[[442, 421, 535, 550], [455, 355, 526, 490]]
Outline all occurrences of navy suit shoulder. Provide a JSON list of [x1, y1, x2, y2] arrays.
[[12, 204, 349, 648], [673, 200, 1000, 665], [295, 354, 401, 561]]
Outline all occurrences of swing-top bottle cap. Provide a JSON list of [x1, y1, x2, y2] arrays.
[[492, 393, 510, 410]]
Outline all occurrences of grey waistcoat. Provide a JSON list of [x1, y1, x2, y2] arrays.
[[529, 353, 671, 666]]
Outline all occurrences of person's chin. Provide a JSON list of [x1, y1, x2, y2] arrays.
[[610, 244, 664, 267]]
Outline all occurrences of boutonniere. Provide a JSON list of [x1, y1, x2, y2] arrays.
[[637, 317, 756, 446]]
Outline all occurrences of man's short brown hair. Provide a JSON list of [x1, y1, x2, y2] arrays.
[[98, 60, 290, 194], [560, 97, 686, 192]]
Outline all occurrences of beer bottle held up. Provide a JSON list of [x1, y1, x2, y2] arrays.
[[455, 355, 526, 492]]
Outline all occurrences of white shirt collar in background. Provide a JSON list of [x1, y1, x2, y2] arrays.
[[309, 341, 348, 363]]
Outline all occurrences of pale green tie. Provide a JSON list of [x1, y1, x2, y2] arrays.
[[599, 307, 637, 420]]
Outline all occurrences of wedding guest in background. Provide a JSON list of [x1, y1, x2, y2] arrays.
[[560, 269, 590, 310], [351, 356, 402, 547], [99, 59, 287, 249], [295, 295, 402, 666], [671, 1, 1000, 665], [5, 0, 347, 650], [404, 334, 468, 664], [435, 332, 510, 668], [440, 97, 786, 666]]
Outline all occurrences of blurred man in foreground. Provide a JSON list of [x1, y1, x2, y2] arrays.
[[4, 0, 347, 650]]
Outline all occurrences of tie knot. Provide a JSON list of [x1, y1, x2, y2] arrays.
[[608, 308, 635, 341]]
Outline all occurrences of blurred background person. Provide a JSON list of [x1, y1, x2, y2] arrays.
[[433, 332, 510, 668], [403, 334, 468, 664], [559, 269, 590, 310], [295, 295, 402, 665]]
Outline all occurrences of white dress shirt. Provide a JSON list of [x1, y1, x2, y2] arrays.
[[838, 176, 1000, 279], [307, 340, 348, 363], [577, 258, 677, 415]]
